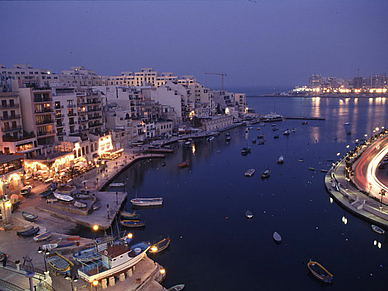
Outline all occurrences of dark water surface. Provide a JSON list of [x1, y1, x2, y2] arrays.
[[109, 96, 388, 290]]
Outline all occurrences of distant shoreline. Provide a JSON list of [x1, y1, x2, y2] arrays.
[[247, 94, 388, 98]]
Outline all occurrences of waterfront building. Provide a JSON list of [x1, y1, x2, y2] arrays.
[[234, 93, 247, 114], [155, 120, 173, 137], [212, 90, 239, 115], [200, 114, 234, 132], [309, 74, 322, 88], [0, 154, 24, 196]]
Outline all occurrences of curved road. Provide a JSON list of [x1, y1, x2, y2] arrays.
[[352, 134, 388, 202]]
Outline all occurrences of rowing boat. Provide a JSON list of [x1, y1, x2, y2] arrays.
[[168, 284, 185, 291], [371, 224, 385, 234], [33, 230, 52, 242], [120, 219, 146, 228], [17, 227, 40, 237], [131, 198, 163, 207], [307, 260, 333, 283], [22, 211, 38, 222], [120, 211, 140, 220], [46, 252, 73, 274], [150, 237, 170, 254]]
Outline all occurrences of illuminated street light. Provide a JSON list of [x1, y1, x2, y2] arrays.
[[160, 268, 166, 275], [93, 225, 99, 231]]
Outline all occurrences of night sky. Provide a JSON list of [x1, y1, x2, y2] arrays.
[[1, 0, 387, 88]]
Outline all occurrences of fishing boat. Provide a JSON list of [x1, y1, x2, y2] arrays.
[[283, 129, 291, 135], [308, 167, 316, 171], [257, 134, 264, 139], [50, 238, 62, 244], [277, 155, 285, 164], [40, 190, 53, 199], [120, 211, 140, 220], [0, 251, 6, 262], [92, 200, 101, 211], [20, 185, 33, 197], [130, 197, 163, 207], [272, 127, 278, 131], [302, 121, 308, 125], [46, 252, 74, 275], [273, 231, 282, 243], [299, 158, 304, 162], [110, 182, 125, 187], [161, 162, 166, 167], [56, 241, 76, 248], [33, 230, 52, 242], [245, 169, 255, 177], [307, 260, 333, 283], [74, 201, 87, 208], [120, 219, 146, 228], [168, 284, 185, 291], [320, 169, 328, 173], [258, 140, 265, 145], [371, 224, 385, 234], [66, 235, 80, 241], [261, 169, 271, 179], [207, 136, 215, 141], [274, 135, 279, 139], [241, 147, 251, 155], [179, 160, 189, 168], [73, 247, 101, 262], [22, 211, 38, 222], [291, 128, 297, 132], [245, 210, 253, 219], [42, 243, 58, 251], [17, 227, 40, 237], [54, 192, 74, 202], [344, 122, 350, 126], [77, 242, 150, 283], [226, 135, 231, 141], [150, 237, 171, 254], [184, 141, 191, 147]]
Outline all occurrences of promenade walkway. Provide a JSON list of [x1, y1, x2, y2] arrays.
[[325, 133, 388, 228]]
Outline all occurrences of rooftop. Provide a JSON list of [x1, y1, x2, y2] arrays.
[[0, 154, 23, 164]]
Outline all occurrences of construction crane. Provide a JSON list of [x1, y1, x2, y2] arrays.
[[205, 72, 227, 90]]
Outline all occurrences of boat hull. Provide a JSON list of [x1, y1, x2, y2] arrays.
[[130, 198, 163, 207]]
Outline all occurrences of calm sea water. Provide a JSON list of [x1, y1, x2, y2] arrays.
[[108, 96, 388, 290]]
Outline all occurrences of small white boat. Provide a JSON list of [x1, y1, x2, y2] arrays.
[[42, 243, 58, 251], [245, 210, 253, 219], [371, 225, 385, 234], [74, 201, 87, 208], [54, 192, 74, 202], [131, 198, 163, 207], [245, 169, 255, 177], [168, 284, 185, 291], [344, 122, 350, 126], [273, 231, 282, 243], [110, 182, 125, 187], [207, 136, 215, 141], [283, 129, 291, 135], [291, 128, 297, 132], [34, 231, 52, 242], [277, 155, 285, 164], [184, 141, 191, 146]]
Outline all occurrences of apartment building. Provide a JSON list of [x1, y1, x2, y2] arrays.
[[0, 63, 53, 89], [19, 88, 56, 146]]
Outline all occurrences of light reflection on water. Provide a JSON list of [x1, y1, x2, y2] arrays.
[[106, 96, 388, 290]]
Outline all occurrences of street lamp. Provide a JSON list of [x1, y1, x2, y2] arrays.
[[379, 189, 386, 211], [65, 274, 78, 291]]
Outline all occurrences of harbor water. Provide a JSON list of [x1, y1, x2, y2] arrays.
[[107, 96, 388, 290]]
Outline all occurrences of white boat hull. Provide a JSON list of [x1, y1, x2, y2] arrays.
[[131, 198, 163, 207], [77, 250, 147, 283]]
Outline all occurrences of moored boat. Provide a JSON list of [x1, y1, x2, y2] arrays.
[[245, 169, 255, 177], [66, 235, 80, 241], [320, 169, 328, 173], [54, 192, 74, 202], [56, 241, 76, 248], [273, 231, 282, 243], [241, 147, 251, 155], [277, 155, 285, 164], [258, 140, 265, 145], [307, 260, 333, 283], [150, 237, 171, 254], [20, 185, 33, 197], [207, 136, 215, 141], [73, 247, 101, 262], [371, 224, 385, 234], [261, 169, 271, 179], [179, 160, 189, 168], [130, 198, 163, 207], [274, 135, 279, 139], [110, 182, 125, 187], [74, 201, 87, 208], [46, 252, 74, 275], [120, 211, 140, 220], [50, 238, 62, 244], [33, 230, 52, 242], [245, 210, 253, 219], [17, 227, 40, 237], [77, 241, 150, 283], [22, 211, 38, 222], [120, 219, 146, 228], [168, 284, 185, 291], [283, 129, 291, 135], [308, 167, 316, 171], [92, 200, 101, 211]]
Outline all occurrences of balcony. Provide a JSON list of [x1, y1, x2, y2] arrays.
[[88, 115, 102, 120], [79, 100, 101, 106], [56, 123, 64, 127], [55, 105, 64, 109], [55, 114, 64, 119], [80, 127, 89, 132], [87, 107, 102, 112], [67, 104, 76, 108], [67, 113, 77, 117], [2, 132, 35, 142], [69, 121, 78, 125], [2, 126, 22, 132], [0, 93, 18, 98], [79, 119, 88, 123], [0, 103, 20, 110], [34, 97, 52, 103], [37, 130, 55, 136], [0, 115, 21, 121], [36, 119, 54, 125], [57, 131, 66, 136], [89, 123, 103, 128], [35, 108, 53, 114]]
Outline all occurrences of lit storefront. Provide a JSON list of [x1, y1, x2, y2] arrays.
[[98, 135, 123, 160], [0, 154, 24, 197]]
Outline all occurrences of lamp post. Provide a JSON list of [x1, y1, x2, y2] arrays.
[[379, 189, 386, 211], [65, 274, 78, 291]]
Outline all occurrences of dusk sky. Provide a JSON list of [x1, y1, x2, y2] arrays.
[[1, 0, 387, 89]]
